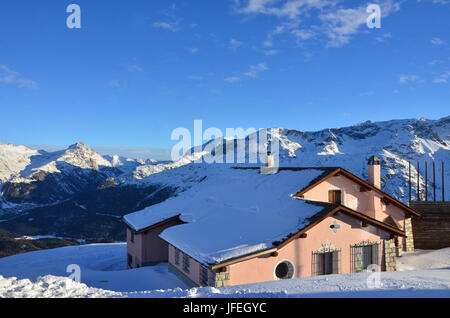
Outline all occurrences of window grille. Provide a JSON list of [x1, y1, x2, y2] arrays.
[[183, 253, 190, 273], [200, 266, 209, 285], [175, 248, 180, 265], [350, 241, 380, 273], [312, 250, 340, 276]]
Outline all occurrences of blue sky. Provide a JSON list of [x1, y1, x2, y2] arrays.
[[0, 0, 449, 158]]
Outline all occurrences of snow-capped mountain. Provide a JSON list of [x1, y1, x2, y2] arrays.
[[195, 116, 450, 202], [0, 116, 448, 241]]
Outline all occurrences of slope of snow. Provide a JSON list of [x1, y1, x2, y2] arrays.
[[0, 244, 449, 298], [397, 248, 450, 271], [0, 243, 187, 293], [0, 142, 39, 183]]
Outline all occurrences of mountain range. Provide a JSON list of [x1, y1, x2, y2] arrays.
[[0, 116, 448, 244]]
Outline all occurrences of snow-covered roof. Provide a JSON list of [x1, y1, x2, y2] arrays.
[[124, 165, 337, 265]]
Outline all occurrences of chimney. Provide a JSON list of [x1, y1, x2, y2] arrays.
[[266, 151, 274, 168], [368, 155, 381, 189], [260, 151, 277, 175]]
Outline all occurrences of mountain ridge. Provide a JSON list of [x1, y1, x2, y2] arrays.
[[0, 115, 448, 242]]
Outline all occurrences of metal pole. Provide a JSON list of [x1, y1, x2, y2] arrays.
[[409, 161, 411, 203], [443, 161, 445, 202], [433, 161, 436, 202], [425, 161, 428, 201], [417, 160, 420, 201]]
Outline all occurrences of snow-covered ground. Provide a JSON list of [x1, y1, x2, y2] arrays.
[[0, 244, 449, 298]]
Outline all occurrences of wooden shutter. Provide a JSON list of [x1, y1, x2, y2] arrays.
[[328, 190, 342, 204]]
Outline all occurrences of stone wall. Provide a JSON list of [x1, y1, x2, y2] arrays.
[[208, 266, 231, 288], [384, 239, 397, 272], [404, 218, 415, 252]]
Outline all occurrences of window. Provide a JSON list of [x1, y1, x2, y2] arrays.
[[175, 248, 181, 265], [200, 266, 209, 285], [274, 260, 294, 280], [130, 231, 134, 243], [183, 253, 190, 273], [127, 254, 133, 268], [328, 190, 342, 204], [351, 242, 380, 273], [313, 251, 340, 275]]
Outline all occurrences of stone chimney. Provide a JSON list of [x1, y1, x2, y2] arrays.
[[368, 155, 381, 189], [266, 151, 274, 168], [260, 151, 277, 175]]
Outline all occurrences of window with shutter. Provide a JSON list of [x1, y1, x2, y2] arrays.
[[328, 190, 342, 204]]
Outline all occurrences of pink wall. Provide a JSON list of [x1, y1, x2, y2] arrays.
[[229, 213, 390, 286], [126, 219, 182, 268], [168, 244, 204, 286], [302, 175, 406, 226]]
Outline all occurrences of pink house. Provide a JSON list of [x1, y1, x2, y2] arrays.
[[123, 157, 420, 288]]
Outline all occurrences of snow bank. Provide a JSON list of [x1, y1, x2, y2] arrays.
[[0, 275, 120, 298], [0, 244, 449, 298], [0, 243, 188, 292]]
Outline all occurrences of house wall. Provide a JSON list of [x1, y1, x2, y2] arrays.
[[126, 219, 182, 268], [228, 213, 390, 286], [301, 175, 409, 249], [168, 244, 204, 286]]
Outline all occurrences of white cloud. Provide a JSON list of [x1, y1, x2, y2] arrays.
[[431, 37, 445, 45], [152, 21, 179, 32], [0, 65, 38, 89], [418, 0, 449, 5], [376, 32, 392, 42], [229, 39, 245, 50], [224, 76, 242, 83], [188, 75, 203, 80], [209, 88, 221, 94], [187, 47, 199, 53], [433, 71, 450, 83], [359, 90, 375, 96], [125, 64, 143, 72], [109, 80, 121, 88], [236, 0, 401, 48], [399, 74, 423, 84], [265, 49, 278, 55], [244, 63, 269, 77]]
